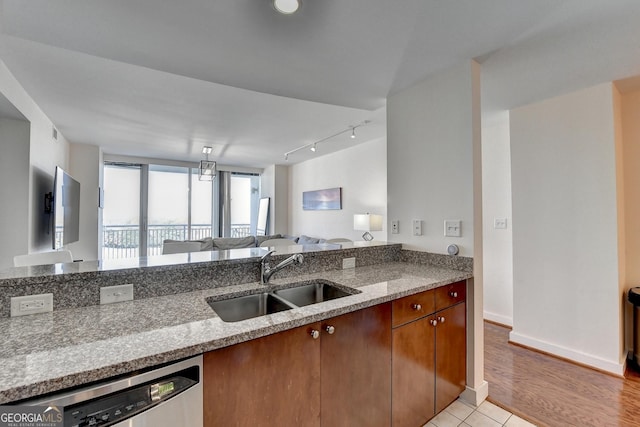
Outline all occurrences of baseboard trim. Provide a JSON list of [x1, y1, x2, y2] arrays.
[[459, 381, 489, 407], [483, 311, 512, 327], [509, 330, 625, 376], [483, 318, 512, 330]]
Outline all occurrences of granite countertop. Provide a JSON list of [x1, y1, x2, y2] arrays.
[[0, 261, 471, 404]]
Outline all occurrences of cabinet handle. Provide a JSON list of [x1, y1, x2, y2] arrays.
[[412, 303, 422, 311], [449, 291, 458, 298], [438, 316, 446, 323], [325, 325, 336, 335], [430, 319, 438, 327], [310, 329, 320, 339]]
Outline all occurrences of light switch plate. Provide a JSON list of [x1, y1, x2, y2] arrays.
[[11, 293, 53, 317], [391, 220, 399, 234], [444, 220, 462, 237], [494, 218, 508, 229], [100, 284, 134, 305]]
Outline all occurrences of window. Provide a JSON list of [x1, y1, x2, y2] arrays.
[[102, 164, 141, 260], [102, 163, 260, 260], [230, 173, 260, 237]]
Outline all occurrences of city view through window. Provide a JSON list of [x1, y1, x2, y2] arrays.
[[102, 164, 258, 260]]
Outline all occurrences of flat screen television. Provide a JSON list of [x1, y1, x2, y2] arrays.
[[52, 166, 81, 249]]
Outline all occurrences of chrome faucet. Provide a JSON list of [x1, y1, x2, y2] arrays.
[[260, 250, 304, 284]]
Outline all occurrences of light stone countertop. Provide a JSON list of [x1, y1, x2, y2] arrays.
[[0, 261, 471, 404]]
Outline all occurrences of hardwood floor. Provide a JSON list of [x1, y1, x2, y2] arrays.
[[484, 321, 640, 427]]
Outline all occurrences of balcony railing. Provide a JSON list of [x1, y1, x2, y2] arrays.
[[101, 224, 252, 260]]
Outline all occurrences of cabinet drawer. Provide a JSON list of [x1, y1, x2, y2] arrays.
[[392, 290, 435, 327], [435, 281, 466, 311]]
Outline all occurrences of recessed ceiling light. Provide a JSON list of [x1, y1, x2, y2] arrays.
[[273, 0, 300, 14]]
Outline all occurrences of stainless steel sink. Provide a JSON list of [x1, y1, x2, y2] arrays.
[[208, 280, 360, 322], [207, 293, 294, 322], [273, 280, 358, 307]]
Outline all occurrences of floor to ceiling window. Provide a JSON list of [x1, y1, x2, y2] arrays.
[[102, 164, 142, 260], [102, 162, 260, 260], [148, 165, 190, 256], [230, 173, 260, 237]]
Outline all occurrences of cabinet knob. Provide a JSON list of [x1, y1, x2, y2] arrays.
[[430, 319, 438, 327], [310, 329, 320, 339], [438, 316, 446, 323], [412, 303, 422, 311], [449, 291, 458, 298], [325, 325, 336, 335]]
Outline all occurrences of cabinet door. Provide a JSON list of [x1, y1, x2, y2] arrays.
[[203, 323, 321, 427], [435, 303, 466, 413], [392, 316, 436, 427], [321, 303, 392, 427]]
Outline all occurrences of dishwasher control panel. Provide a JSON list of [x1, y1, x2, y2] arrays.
[[64, 366, 199, 427]]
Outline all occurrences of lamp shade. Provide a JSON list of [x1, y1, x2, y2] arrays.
[[353, 214, 383, 232]]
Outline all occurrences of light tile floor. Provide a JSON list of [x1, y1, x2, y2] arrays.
[[424, 399, 537, 427]]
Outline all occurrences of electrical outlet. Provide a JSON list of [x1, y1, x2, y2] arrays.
[[391, 220, 399, 234], [444, 220, 462, 237], [100, 284, 134, 305], [11, 293, 53, 317], [342, 257, 356, 269], [413, 219, 422, 236]]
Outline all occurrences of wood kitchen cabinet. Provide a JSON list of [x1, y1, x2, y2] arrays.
[[392, 315, 436, 426], [392, 280, 466, 427], [434, 301, 466, 414], [321, 303, 392, 427], [203, 303, 392, 427], [203, 322, 322, 426]]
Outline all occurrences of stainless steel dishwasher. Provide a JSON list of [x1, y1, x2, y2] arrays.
[[23, 355, 203, 427]]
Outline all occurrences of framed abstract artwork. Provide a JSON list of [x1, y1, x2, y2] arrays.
[[303, 187, 342, 210]]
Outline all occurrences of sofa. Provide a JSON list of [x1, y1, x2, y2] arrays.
[[162, 234, 328, 254]]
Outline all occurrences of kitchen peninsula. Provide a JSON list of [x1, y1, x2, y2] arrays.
[[0, 242, 473, 425]]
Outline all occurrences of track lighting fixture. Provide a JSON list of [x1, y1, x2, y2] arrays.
[[284, 120, 371, 161]]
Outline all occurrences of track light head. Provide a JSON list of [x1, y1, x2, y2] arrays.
[[350, 128, 356, 139]]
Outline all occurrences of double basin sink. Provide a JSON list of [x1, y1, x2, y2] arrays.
[[207, 279, 359, 322]]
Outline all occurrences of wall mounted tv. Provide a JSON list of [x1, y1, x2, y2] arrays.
[[50, 166, 81, 249]]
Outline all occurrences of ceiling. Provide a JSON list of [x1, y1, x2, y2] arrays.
[[1, 0, 640, 167]]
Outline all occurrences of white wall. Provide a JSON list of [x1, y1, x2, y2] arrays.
[[387, 62, 477, 256], [0, 60, 70, 257], [0, 118, 30, 268], [387, 60, 487, 403], [509, 83, 623, 374], [288, 137, 387, 241], [481, 112, 513, 326], [260, 164, 289, 235], [68, 143, 103, 261]]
